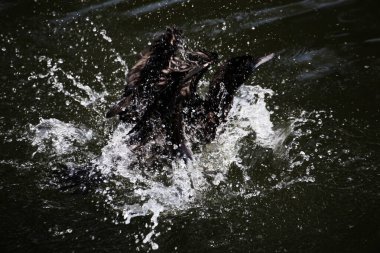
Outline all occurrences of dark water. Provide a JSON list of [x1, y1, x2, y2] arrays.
[[1, 0, 379, 252]]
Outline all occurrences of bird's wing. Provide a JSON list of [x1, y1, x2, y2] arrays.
[[106, 27, 182, 119]]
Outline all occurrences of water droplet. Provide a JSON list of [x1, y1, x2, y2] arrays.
[[152, 243, 159, 250]]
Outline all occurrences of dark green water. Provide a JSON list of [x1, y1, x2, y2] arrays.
[[1, 0, 379, 252]]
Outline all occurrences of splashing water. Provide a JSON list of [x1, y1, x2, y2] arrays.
[[195, 85, 285, 183], [87, 84, 287, 249], [30, 118, 93, 157], [27, 80, 325, 249], [4, 0, 379, 252], [28, 56, 108, 108], [28, 82, 316, 249], [24, 22, 318, 250]]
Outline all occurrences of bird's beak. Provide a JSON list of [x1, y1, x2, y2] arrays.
[[253, 53, 275, 69]]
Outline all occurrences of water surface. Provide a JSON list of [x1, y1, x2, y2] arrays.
[[0, 0, 379, 252]]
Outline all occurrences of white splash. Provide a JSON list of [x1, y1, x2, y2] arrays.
[[87, 84, 281, 249], [30, 118, 93, 156], [28, 56, 108, 108], [232, 85, 277, 148], [269, 110, 333, 190], [87, 122, 208, 249], [195, 85, 285, 176], [27, 24, 127, 111], [28, 83, 319, 250]]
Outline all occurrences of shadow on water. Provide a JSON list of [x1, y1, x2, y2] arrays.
[[0, 0, 380, 252]]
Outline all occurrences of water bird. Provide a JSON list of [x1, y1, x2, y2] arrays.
[[106, 27, 274, 160], [106, 27, 184, 120]]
